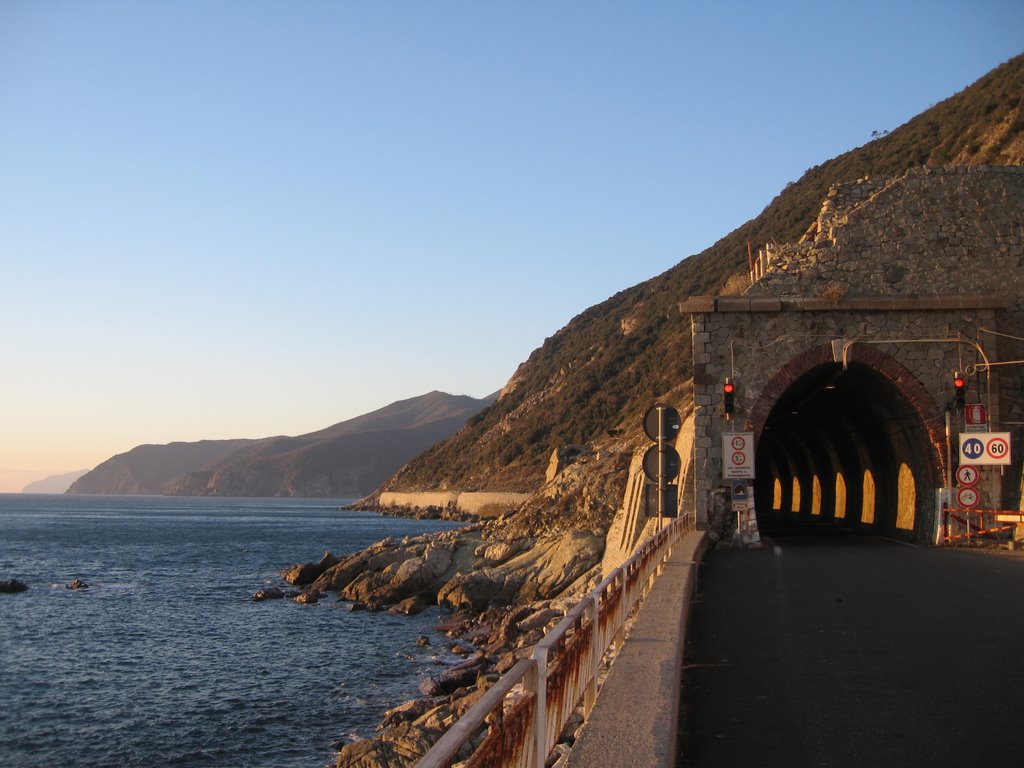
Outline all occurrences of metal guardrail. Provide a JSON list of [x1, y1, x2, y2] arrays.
[[417, 514, 693, 768]]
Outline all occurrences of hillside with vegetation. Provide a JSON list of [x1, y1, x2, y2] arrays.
[[69, 391, 493, 498], [382, 53, 1024, 497]]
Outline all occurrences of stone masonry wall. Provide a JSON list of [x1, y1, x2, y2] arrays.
[[748, 166, 1024, 425], [690, 301, 1000, 496], [685, 166, 1024, 531]]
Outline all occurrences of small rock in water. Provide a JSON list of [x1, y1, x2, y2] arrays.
[[389, 596, 425, 616], [252, 586, 284, 601], [415, 635, 431, 647], [0, 578, 28, 593], [66, 579, 89, 590]]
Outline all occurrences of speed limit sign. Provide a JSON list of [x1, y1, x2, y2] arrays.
[[959, 433, 1012, 466]]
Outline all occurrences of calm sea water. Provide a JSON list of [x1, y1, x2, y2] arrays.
[[0, 494, 464, 768]]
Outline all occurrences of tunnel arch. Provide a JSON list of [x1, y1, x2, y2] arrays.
[[747, 345, 946, 543]]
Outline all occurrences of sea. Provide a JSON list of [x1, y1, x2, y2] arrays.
[[0, 493, 466, 768]]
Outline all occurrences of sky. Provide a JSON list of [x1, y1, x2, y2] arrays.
[[2, 1, 1023, 492]]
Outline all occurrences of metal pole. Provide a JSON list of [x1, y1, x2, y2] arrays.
[[945, 408, 953, 546], [533, 645, 548, 768], [657, 404, 665, 528]]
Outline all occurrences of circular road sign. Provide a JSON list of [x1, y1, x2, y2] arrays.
[[643, 404, 681, 442], [956, 486, 980, 509], [956, 465, 980, 487], [642, 445, 681, 483], [961, 437, 985, 462], [986, 436, 1010, 461]]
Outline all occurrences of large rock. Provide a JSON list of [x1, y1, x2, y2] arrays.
[[475, 538, 530, 567], [437, 530, 604, 611], [437, 568, 518, 612], [313, 551, 373, 592], [283, 551, 341, 586], [335, 721, 441, 768], [341, 541, 456, 606], [523, 530, 604, 601]]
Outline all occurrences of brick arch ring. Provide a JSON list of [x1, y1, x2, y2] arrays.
[[743, 343, 948, 487]]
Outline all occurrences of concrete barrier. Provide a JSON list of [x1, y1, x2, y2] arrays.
[[377, 491, 532, 516]]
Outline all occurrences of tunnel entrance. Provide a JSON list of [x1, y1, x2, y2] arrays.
[[753, 356, 943, 544]]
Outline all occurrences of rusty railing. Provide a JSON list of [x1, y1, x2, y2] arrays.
[[417, 514, 693, 768]]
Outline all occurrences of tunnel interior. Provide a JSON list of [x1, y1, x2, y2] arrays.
[[753, 361, 939, 542]]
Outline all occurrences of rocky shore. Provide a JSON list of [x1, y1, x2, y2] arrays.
[[257, 517, 604, 767], [254, 448, 632, 767]]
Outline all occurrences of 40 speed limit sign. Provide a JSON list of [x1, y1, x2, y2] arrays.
[[959, 432, 1012, 466]]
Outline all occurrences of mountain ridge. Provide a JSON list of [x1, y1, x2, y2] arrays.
[[68, 391, 494, 497]]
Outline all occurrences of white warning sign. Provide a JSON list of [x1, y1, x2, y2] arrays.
[[723, 432, 755, 479]]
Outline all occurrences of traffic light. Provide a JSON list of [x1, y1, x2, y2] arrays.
[[723, 378, 735, 419], [952, 372, 966, 411]]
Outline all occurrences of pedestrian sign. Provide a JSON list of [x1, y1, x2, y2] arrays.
[[955, 465, 980, 487]]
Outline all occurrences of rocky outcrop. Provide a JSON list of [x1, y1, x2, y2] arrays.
[[332, 600, 569, 768], [437, 530, 603, 612], [282, 551, 341, 586], [335, 721, 443, 768], [262, 441, 628, 768], [258, 494, 608, 768]]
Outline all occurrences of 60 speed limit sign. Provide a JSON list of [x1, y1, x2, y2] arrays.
[[959, 433, 1012, 465]]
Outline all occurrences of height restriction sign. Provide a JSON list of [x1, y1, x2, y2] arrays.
[[723, 432, 755, 479]]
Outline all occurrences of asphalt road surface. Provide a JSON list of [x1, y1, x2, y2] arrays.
[[678, 530, 1024, 767]]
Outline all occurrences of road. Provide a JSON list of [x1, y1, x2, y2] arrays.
[[677, 531, 1024, 767]]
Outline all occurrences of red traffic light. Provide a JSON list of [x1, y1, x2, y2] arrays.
[[952, 372, 966, 412], [723, 381, 735, 394]]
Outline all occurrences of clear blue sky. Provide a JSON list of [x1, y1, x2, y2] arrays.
[[2, 1, 1022, 491]]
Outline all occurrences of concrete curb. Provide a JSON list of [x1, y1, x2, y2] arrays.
[[565, 530, 708, 768]]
